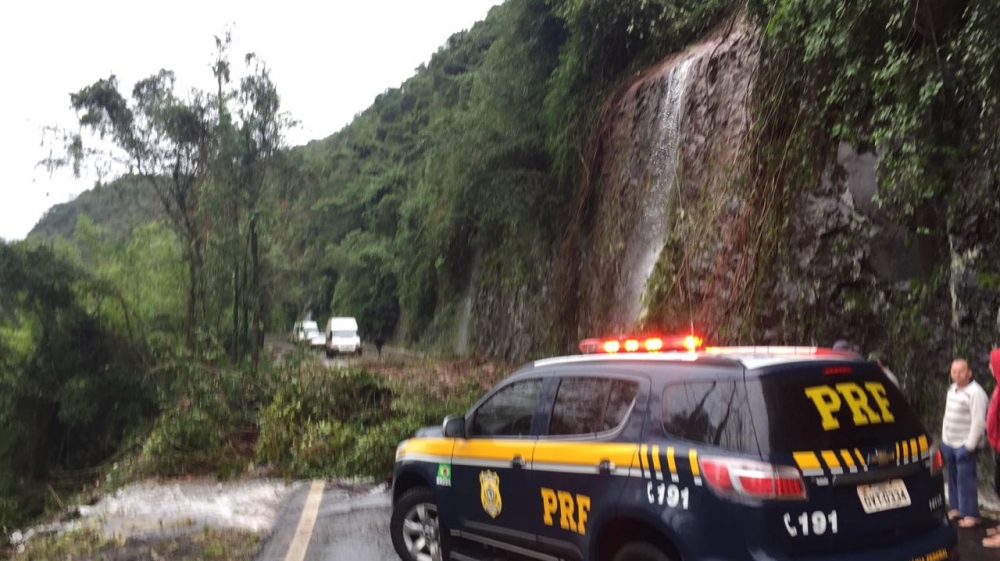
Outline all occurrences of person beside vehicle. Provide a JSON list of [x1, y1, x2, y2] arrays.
[[941, 358, 989, 528], [980, 348, 1000, 547]]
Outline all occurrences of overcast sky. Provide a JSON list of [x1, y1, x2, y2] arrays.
[[0, 0, 503, 242]]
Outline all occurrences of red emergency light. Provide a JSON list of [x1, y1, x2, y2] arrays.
[[579, 334, 704, 354]]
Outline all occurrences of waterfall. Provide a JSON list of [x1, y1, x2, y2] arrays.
[[454, 288, 473, 356], [614, 56, 696, 329]]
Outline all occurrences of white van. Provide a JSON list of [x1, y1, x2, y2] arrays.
[[325, 317, 361, 357]]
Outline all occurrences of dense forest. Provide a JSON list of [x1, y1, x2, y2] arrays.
[[8, 0, 1000, 536]]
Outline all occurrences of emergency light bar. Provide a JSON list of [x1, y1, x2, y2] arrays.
[[579, 334, 703, 354]]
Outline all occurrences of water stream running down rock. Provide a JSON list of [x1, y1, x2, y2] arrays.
[[614, 55, 697, 329]]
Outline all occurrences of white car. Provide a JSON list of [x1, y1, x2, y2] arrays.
[[291, 320, 320, 344], [304, 327, 326, 349]]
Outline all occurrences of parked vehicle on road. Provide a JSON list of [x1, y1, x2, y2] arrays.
[[290, 320, 319, 344], [325, 316, 362, 357], [390, 335, 957, 561]]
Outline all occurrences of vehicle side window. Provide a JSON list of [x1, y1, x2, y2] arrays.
[[605, 379, 639, 431], [548, 377, 639, 436], [662, 380, 757, 454], [470, 378, 543, 437]]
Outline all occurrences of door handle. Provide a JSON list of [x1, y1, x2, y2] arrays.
[[598, 459, 617, 475], [511, 455, 526, 469]]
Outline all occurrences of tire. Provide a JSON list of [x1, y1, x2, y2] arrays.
[[390, 487, 447, 561], [613, 541, 673, 561]]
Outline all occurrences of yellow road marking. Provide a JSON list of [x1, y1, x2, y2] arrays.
[[284, 480, 325, 561]]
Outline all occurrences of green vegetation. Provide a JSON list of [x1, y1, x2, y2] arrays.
[[16, 526, 260, 561], [14, 0, 999, 550], [0, 0, 794, 530]]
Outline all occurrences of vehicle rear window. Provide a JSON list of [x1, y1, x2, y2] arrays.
[[745, 362, 926, 453]]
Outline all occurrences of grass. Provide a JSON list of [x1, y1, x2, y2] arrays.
[[7, 527, 260, 561]]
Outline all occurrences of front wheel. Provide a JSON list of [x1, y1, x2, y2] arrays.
[[613, 541, 673, 561], [390, 487, 447, 561]]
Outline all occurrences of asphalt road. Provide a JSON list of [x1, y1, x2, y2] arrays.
[[257, 482, 1000, 561], [959, 518, 1000, 561], [256, 480, 395, 561]]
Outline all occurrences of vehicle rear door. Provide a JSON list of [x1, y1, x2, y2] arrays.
[[744, 361, 943, 556]]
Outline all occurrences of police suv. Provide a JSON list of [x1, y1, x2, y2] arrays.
[[390, 335, 958, 561]]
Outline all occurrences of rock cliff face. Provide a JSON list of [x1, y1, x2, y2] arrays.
[[467, 21, 999, 412], [575, 28, 758, 341]]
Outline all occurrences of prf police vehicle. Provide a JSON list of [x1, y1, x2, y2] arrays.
[[390, 335, 958, 561]]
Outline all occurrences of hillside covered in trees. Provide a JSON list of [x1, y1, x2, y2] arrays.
[[11, 0, 1000, 538]]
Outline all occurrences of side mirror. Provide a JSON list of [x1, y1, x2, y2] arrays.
[[443, 415, 466, 439]]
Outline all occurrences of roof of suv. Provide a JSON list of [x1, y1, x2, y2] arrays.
[[533, 346, 864, 371]]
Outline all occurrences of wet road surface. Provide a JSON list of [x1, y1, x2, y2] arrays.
[[960, 517, 1000, 561], [258, 481, 1000, 561], [256, 480, 394, 561]]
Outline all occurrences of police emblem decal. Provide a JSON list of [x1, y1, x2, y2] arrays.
[[479, 470, 502, 518]]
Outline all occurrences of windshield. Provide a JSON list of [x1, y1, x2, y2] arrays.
[[331, 330, 357, 338]]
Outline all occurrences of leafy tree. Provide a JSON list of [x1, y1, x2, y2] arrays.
[[0, 241, 154, 529], [46, 34, 292, 363]]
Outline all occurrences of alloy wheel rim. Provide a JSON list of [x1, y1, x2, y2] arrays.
[[401, 501, 441, 561]]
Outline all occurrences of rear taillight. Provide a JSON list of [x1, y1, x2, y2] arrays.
[[930, 446, 943, 475], [699, 456, 807, 500]]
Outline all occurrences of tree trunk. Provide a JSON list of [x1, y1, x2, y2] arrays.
[[250, 215, 262, 370]]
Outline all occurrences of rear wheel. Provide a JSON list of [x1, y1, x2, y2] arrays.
[[613, 541, 673, 561], [391, 487, 447, 561]]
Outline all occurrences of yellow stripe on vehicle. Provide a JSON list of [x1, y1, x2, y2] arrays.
[[532, 442, 637, 468], [396, 438, 455, 461], [896, 441, 902, 465], [651, 445, 664, 481], [839, 449, 856, 472], [452, 441, 535, 463], [910, 438, 919, 462], [639, 444, 647, 474], [918, 434, 930, 458], [689, 449, 702, 485], [793, 451, 824, 476], [821, 450, 843, 473], [664, 446, 678, 482], [629, 446, 646, 478], [854, 448, 866, 467]]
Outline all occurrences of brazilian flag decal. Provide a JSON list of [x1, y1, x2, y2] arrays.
[[436, 463, 452, 486]]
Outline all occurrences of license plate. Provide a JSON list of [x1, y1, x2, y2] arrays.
[[857, 479, 911, 513]]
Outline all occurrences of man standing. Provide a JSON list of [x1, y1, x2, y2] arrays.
[[941, 358, 989, 528]]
